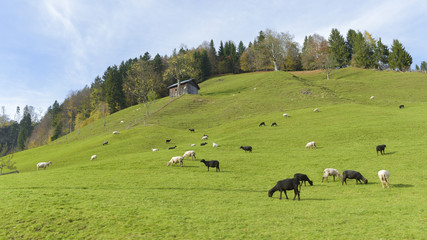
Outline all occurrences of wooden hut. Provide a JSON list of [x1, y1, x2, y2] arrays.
[[168, 79, 200, 97]]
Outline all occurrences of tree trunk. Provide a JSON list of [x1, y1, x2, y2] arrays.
[[273, 60, 278, 71], [177, 79, 181, 96], [144, 102, 149, 117]]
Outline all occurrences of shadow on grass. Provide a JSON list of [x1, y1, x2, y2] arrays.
[[301, 198, 331, 201], [299, 184, 327, 188], [198, 170, 232, 173], [269, 197, 331, 201], [148, 187, 266, 193], [382, 151, 397, 155], [392, 184, 414, 188], [384, 151, 397, 155]]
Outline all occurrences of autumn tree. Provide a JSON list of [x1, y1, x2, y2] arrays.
[[0, 154, 16, 175], [252, 31, 271, 71], [262, 29, 294, 71], [240, 46, 257, 72], [124, 59, 161, 116], [301, 34, 327, 70], [163, 49, 197, 96], [283, 41, 302, 71]]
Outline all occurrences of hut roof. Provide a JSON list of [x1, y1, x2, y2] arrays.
[[167, 79, 200, 90]]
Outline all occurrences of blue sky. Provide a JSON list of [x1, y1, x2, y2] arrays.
[[1, 0, 426, 119]]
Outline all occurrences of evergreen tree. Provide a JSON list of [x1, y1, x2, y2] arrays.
[[375, 38, 389, 69], [257, 30, 265, 43], [389, 39, 412, 71], [328, 28, 349, 67], [352, 31, 375, 68], [200, 50, 211, 80], [206, 40, 218, 74], [209, 40, 216, 55], [153, 54, 164, 75], [218, 41, 224, 58], [420, 61, 427, 73], [17, 106, 33, 150], [49, 100, 62, 141], [103, 65, 126, 113], [90, 75, 105, 110], [237, 41, 246, 56], [141, 52, 151, 61], [346, 29, 357, 61]]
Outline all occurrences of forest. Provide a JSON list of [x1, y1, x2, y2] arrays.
[[0, 27, 424, 156]]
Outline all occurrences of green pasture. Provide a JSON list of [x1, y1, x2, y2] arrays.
[[1, 68, 426, 239]]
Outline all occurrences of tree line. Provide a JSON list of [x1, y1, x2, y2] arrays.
[[0, 27, 424, 156]]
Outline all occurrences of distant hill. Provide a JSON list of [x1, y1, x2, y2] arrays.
[[1, 67, 426, 239]]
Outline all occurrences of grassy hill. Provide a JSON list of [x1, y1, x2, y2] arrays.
[[1, 68, 426, 239]]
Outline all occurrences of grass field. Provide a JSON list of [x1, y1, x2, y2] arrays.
[[1, 68, 426, 239]]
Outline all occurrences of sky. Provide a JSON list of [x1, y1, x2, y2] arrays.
[[1, 0, 426, 120]]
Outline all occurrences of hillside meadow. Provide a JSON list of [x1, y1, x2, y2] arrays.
[[1, 68, 426, 239]]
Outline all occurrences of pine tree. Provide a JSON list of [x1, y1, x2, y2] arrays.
[[389, 39, 412, 71], [420, 61, 427, 73], [218, 41, 224, 58], [153, 54, 164, 75], [141, 52, 151, 61], [237, 41, 246, 56], [375, 38, 389, 69], [346, 29, 358, 61], [200, 50, 211, 80], [103, 65, 126, 113], [208, 40, 218, 74], [17, 106, 33, 150], [329, 28, 349, 67]]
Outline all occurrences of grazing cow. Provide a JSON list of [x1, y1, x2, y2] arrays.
[[399, 105, 404, 109], [189, 128, 195, 132], [271, 122, 278, 127], [259, 122, 266, 127], [166, 139, 171, 143]]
